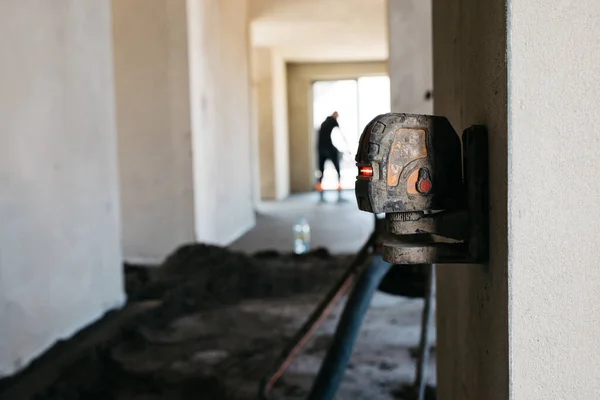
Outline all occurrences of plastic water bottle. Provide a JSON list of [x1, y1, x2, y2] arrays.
[[293, 217, 311, 254]]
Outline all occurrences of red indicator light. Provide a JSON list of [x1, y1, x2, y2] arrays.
[[359, 166, 373, 178]]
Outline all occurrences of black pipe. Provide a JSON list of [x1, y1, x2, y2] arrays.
[[258, 230, 376, 399], [259, 215, 383, 399], [307, 254, 392, 400]]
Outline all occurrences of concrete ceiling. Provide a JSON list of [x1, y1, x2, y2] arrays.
[[250, 0, 388, 62]]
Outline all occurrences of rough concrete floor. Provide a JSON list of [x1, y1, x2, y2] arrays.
[[231, 191, 374, 255], [254, 292, 436, 399]]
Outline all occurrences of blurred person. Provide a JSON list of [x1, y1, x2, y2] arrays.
[[315, 111, 349, 202]]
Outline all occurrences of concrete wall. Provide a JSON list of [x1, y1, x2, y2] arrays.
[[188, 0, 256, 243], [253, 48, 275, 199], [509, 0, 600, 397], [0, 0, 124, 377], [252, 47, 290, 200], [113, 0, 255, 257], [287, 62, 388, 192], [272, 54, 290, 200], [388, 0, 433, 114], [432, 0, 509, 398], [112, 0, 196, 264]]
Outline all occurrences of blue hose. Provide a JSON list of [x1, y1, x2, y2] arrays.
[[307, 254, 392, 400]]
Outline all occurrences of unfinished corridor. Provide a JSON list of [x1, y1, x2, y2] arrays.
[[2, 0, 600, 399]]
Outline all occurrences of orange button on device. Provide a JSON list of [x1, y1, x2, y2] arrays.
[[418, 179, 432, 193]]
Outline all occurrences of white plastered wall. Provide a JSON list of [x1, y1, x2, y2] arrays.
[[252, 47, 290, 200], [388, 0, 433, 114], [112, 0, 196, 264], [509, 0, 600, 397], [0, 0, 125, 377], [188, 0, 256, 244], [272, 53, 290, 200], [113, 0, 256, 261]]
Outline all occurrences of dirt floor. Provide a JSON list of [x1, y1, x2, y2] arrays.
[[29, 244, 436, 400]]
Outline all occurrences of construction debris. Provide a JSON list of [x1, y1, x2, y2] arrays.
[[22, 244, 434, 399]]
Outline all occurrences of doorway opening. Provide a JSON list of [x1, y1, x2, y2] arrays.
[[312, 76, 391, 191]]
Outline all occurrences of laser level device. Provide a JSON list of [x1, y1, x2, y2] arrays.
[[355, 113, 489, 264]]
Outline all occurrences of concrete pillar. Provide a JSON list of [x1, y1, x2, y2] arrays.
[[388, 0, 433, 114], [187, 0, 256, 244], [272, 53, 291, 201], [113, 0, 256, 260], [0, 1, 124, 377], [432, 0, 508, 397], [432, 0, 600, 398], [112, 0, 196, 264], [252, 47, 290, 200]]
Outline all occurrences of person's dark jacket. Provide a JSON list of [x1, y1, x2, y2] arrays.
[[317, 116, 339, 150]]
